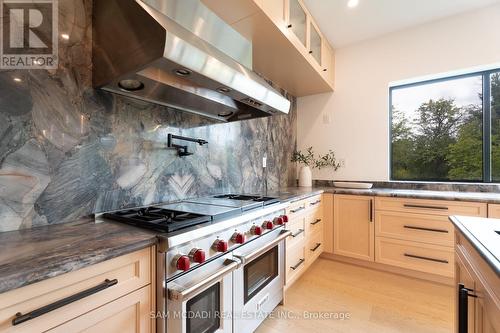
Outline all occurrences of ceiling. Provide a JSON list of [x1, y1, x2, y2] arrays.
[[303, 0, 500, 48]]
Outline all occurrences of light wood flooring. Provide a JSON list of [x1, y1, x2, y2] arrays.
[[256, 258, 454, 333]]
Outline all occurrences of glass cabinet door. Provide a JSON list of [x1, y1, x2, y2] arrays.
[[309, 22, 322, 65], [288, 0, 307, 47]]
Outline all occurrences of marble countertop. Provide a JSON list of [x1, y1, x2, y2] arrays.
[[450, 216, 500, 276], [278, 186, 500, 204], [0, 218, 158, 294]]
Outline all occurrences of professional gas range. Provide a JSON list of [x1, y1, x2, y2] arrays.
[[100, 194, 290, 333]]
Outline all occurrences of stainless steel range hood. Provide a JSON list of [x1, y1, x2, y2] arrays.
[[92, 0, 291, 122]]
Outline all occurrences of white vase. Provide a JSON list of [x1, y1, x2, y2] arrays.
[[298, 166, 312, 187]]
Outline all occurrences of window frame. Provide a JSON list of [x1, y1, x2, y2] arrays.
[[389, 68, 499, 183]]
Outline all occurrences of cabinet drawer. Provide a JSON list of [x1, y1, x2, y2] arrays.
[[305, 195, 322, 212], [375, 197, 486, 217], [286, 243, 306, 285], [47, 285, 152, 333], [306, 230, 323, 265], [0, 247, 151, 333], [375, 211, 454, 247], [286, 200, 308, 219], [376, 237, 453, 277], [286, 217, 306, 249], [305, 211, 324, 236]]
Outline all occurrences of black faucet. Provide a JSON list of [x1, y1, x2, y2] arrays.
[[167, 134, 208, 157]]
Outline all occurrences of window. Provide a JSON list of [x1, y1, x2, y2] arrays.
[[390, 68, 500, 182]]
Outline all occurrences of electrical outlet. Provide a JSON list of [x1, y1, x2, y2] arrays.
[[339, 158, 346, 167], [262, 156, 267, 168], [322, 113, 331, 124]]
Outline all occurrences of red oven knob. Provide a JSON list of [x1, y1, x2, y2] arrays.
[[232, 232, 246, 244], [273, 216, 284, 225], [213, 239, 228, 252], [263, 220, 274, 230], [175, 255, 190, 271], [281, 215, 289, 223], [251, 225, 263, 235], [189, 248, 206, 263]]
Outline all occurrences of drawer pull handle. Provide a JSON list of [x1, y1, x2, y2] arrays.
[[403, 225, 448, 233], [310, 243, 321, 252], [311, 218, 322, 225], [12, 279, 118, 326], [290, 258, 305, 270], [403, 204, 448, 210], [369, 199, 373, 222], [458, 284, 478, 333], [404, 253, 448, 264], [290, 206, 305, 213], [291, 229, 304, 238], [310, 200, 321, 206]]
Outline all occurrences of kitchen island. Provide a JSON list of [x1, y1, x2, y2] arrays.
[[450, 215, 500, 333]]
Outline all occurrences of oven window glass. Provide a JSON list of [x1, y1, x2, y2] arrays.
[[186, 282, 220, 333], [244, 245, 278, 303]]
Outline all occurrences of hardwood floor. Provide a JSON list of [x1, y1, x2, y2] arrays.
[[256, 258, 454, 333]]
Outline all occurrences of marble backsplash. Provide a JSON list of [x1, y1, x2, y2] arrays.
[[0, 0, 297, 232]]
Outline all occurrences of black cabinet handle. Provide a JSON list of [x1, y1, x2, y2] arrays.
[[287, 24, 292, 28], [291, 229, 304, 238], [310, 243, 321, 252], [309, 50, 313, 54], [311, 218, 322, 225], [458, 284, 477, 333], [403, 225, 448, 233], [310, 200, 321, 206], [12, 279, 118, 326], [323, 68, 327, 72], [369, 199, 373, 222], [290, 206, 305, 213], [403, 204, 448, 210], [290, 258, 305, 270], [404, 253, 448, 264]]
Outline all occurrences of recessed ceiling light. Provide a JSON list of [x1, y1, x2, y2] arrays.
[[347, 0, 359, 8], [13, 77, 22, 82], [61, 33, 69, 40]]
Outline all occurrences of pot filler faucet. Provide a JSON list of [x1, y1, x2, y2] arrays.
[[167, 133, 208, 157]]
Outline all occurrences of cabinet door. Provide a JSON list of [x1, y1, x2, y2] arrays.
[[321, 41, 334, 84], [48, 286, 152, 333], [286, 0, 308, 48], [487, 204, 500, 218], [308, 20, 322, 65], [333, 195, 375, 261]]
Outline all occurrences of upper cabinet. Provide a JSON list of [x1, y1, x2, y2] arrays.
[[287, 0, 308, 48], [202, 0, 335, 97]]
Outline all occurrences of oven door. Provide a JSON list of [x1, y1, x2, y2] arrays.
[[232, 228, 291, 333], [166, 253, 238, 333]]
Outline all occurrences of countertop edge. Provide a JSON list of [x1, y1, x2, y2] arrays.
[[0, 236, 157, 294], [449, 215, 500, 277]]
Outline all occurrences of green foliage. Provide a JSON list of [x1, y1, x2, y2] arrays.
[[291, 147, 315, 167], [291, 147, 342, 172], [315, 150, 341, 171]]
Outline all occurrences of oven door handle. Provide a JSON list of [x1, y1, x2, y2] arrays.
[[168, 259, 239, 301], [233, 229, 291, 265]]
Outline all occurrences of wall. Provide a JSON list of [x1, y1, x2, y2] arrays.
[[0, 0, 297, 232], [297, 4, 500, 181]]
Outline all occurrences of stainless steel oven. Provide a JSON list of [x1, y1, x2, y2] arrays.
[[232, 228, 291, 333], [166, 253, 239, 333]]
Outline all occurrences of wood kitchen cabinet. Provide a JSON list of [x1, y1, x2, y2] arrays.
[[0, 247, 155, 333], [487, 204, 500, 218], [201, 0, 335, 96], [455, 231, 500, 333], [333, 195, 375, 261], [285, 194, 325, 288]]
